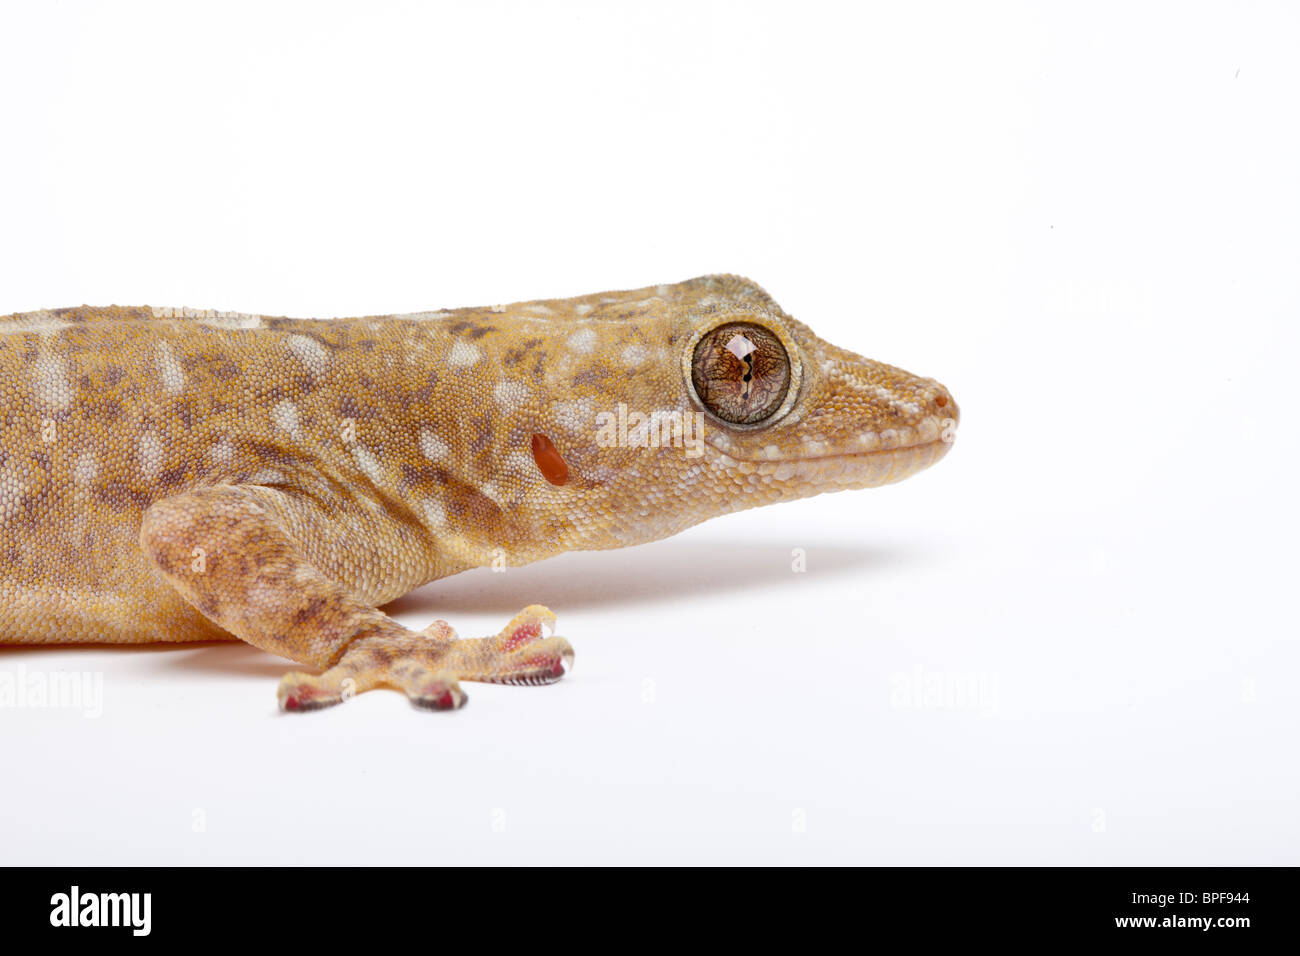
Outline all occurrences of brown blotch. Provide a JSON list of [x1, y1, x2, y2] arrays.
[[174, 400, 196, 428], [158, 465, 188, 487], [449, 320, 498, 339], [469, 414, 493, 453], [572, 366, 611, 388], [530, 433, 569, 486], [338, 395, 365, 420], [246, 441, 295, 465], [294, 597, 327, 626], [94, 399, 122, 422], [408, 371, 440, 405], [212, 360, 241, 381], [504, 338, 542, 366]]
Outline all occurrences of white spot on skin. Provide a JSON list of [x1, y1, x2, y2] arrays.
[[287, 334, 329, 379], [523, 303, 555, 315], [155, 341, 186, 395], [209, 437, 235, 465], [248, 469, 285, 485], [403, 311, 452, 321], [575, 304, 593, 316], [551, 399, 594, 435], [493, 381, 529, 409], [421, 498, 446, 528], [351, 445, 383, 482], [271, 400, 301, 438], [620, 345, 648, 367], [868, 384, 921, 417], [419, 428, 449, 462], [448, 341, 481, 367], [567, 328, 597, 354], [504, 450, 534, 476], [656, 285, 670, 297], [34, 352, 74, 412], [0, 461, 26, 523], [73, 452, 98, 485], [137, 431, 164, 480]]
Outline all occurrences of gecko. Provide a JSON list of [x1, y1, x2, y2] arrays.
[[0, 275, 959, 712]]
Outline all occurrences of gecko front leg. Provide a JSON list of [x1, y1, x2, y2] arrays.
[[138, 485, 574, 712]]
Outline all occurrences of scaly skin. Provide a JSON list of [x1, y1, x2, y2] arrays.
[[0, 275, 959, 711]]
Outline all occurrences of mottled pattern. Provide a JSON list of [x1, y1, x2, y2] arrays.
[[0, 275, 959, 711]]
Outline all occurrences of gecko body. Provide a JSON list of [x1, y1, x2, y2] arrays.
[[0, 275, 958, 710]]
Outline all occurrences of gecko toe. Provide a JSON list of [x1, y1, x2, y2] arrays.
[[407, 676, 468, 711], [497, 604, 558, 652], [277, 673, 347, 712], [482, 637, 575, 686]]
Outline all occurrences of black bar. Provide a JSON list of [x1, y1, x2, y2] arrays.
[[0, 866, 1287, 944]]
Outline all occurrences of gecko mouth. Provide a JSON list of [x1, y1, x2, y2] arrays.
[[792, 436, 955, 487], [773, 436, 956, 488], [710, 421, 958, 489]]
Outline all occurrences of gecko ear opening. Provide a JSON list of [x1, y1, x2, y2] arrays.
[[530, 433, 569, 486]]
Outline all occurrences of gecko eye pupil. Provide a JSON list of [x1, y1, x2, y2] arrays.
[[691, 322, 791, 425]]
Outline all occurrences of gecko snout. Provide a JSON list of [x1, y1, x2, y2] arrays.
[[930, 385, 959, 430]]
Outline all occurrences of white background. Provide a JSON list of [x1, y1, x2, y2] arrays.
[[1, 1, 1296, 865]]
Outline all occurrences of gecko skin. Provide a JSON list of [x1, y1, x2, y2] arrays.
[[0, 275, 958, 712]]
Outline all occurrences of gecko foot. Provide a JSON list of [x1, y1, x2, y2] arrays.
[[276, 605, 574, 713]]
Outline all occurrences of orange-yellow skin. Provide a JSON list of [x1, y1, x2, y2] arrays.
[[0, 275, 958, 711]]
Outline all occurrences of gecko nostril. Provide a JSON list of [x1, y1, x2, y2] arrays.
[[934, 394, 948, 408]]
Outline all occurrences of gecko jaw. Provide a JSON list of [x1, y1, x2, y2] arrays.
[[708, 427, 956, 490], [804, 436, 955, 487], [708, 406, 958, 460]]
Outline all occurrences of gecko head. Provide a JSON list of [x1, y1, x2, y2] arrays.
[[529, 274, 958, 550], [659, 275, 960, 511]]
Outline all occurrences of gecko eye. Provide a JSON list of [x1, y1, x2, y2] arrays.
[[691, 322, 791, 425]]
